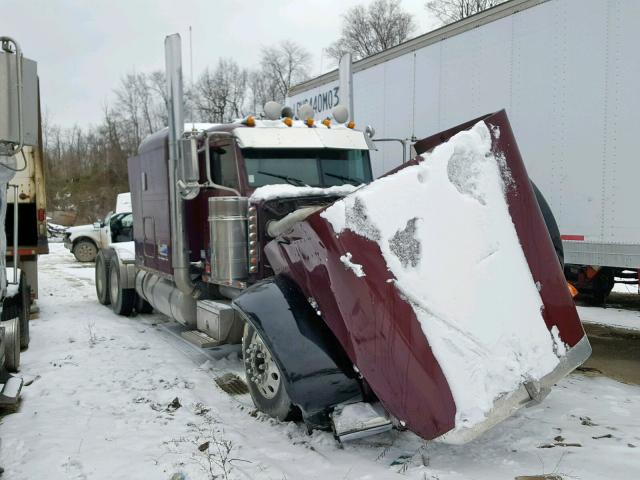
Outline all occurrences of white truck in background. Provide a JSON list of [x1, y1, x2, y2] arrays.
[[63, 192, 132, 262], [287, 0, 640, 303]]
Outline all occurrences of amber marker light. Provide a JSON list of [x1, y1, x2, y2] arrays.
[[283, 117, 293, 127], [347, 121, 355, 129], [322, 118, 331, 127]]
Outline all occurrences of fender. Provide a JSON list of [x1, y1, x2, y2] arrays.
[[232, 275, 362, 429], [108, 244, 137, 289]]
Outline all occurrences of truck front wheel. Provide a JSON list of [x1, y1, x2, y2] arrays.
[[243, 323, 297, 421], [73, 239, 98, 262], [109, 257, 135, 316]]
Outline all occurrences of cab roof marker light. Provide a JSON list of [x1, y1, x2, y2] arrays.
[[322, 118, 331, 128], [347, 121, 355, 129], [242, 115, 256, 127], [283, 117, 293, 127]]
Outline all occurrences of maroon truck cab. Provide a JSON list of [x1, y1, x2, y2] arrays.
[[125, 111, 588, 444]]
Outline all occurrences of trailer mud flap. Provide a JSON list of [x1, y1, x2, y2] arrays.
[[264, 110, 591, 442], [232, 275, 362, 428]]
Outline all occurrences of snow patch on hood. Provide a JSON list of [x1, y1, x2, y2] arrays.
[[250, 184, 360, 202], [321, 121, 561, 434]]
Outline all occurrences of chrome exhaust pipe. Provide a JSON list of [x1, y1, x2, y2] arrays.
[[164, 33, 198, 300]]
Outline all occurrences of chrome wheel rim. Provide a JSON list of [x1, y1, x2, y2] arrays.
[[245, 330, 281, 400], [109, 265, 119, 304]]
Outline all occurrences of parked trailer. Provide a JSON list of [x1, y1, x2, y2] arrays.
[[287, 0, 640, 302], [5, 143, 49, 300], [0, 36, 42, 405], [99, 34, 589, 444]]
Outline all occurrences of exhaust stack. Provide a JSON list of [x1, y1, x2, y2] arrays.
[[164, 33, 198, 300]]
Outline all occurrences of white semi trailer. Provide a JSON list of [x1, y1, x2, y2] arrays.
[[0, 35, 41, 404], [287, 0, 640, 302]]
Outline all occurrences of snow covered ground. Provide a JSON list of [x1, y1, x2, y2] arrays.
[[1, 243, 639, 480], [577, 283, 640, 333]]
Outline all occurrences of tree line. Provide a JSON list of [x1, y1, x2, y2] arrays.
[[44, 0, 505, 223]]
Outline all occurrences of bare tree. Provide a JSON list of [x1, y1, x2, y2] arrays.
[[425, 0, 506, 24], [193, 59, 248, 123], [259, 41, 311, 103], [326, 0, 415, 63]]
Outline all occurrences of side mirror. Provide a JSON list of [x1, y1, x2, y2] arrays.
[[180, 135, 200, 184], [178, 134, 201, 200]]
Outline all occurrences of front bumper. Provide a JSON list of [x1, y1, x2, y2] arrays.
[[436, 335, 592, 444]]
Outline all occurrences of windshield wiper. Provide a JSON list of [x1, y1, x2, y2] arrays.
[[324, 172, 364, 185], [257, 171, 307, 187]]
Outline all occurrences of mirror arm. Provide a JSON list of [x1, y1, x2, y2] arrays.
[[201, 131, 240, 196]]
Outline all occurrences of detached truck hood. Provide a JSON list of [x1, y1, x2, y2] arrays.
[[263, 110, 590, 443]]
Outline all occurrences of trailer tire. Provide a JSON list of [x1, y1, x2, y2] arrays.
[[134, 295, 153, 314], [109, 257, 135, 316], [243, 322, 297, 422], [19, 273, 30, 349], [2, 318, 20, 372], [73, 239, 98, 263], [95, 251, 111, 305], [589, 268, 615, 305]]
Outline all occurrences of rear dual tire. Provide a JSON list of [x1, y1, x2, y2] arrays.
[[95, 251, 111, 305], [96, 251, 152, 315], [109, 257, 135, 316]]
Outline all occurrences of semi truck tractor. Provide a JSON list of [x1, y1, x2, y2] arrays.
[[0, 36, 41, 405], [97, 34, 589, 443], [287, 0, 640, 303]]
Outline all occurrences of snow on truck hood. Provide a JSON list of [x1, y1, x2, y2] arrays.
[[321, 121, 565, 436]]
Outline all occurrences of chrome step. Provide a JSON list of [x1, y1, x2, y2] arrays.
[[331, 402, 392, 442], [0, 376, 23, 406], [180, 329, 221, 348]]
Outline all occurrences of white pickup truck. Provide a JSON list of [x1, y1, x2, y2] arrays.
[[63, 193, 132, 262]]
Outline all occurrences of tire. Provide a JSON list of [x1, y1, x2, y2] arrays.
[[95, 251, 111, 305], [19, 273, 30, 349], [532, 181, 564, 267], [109, 256, 135, 316], [590, 268, 615, 305], [242, 322, 296, 421], [134, 294, 153, 314], [73, 239, 98, 262], [2, 318, 20, 372]]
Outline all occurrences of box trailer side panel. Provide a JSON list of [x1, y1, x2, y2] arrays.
[[287, 0, 640, 269]]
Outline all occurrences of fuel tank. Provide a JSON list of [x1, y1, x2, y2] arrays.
[[263, 110, 590, 443]]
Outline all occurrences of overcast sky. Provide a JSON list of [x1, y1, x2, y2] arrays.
[[3, 0, 438, 128]]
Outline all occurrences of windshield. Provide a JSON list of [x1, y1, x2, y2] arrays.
[[242, 148, 373, 188]]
